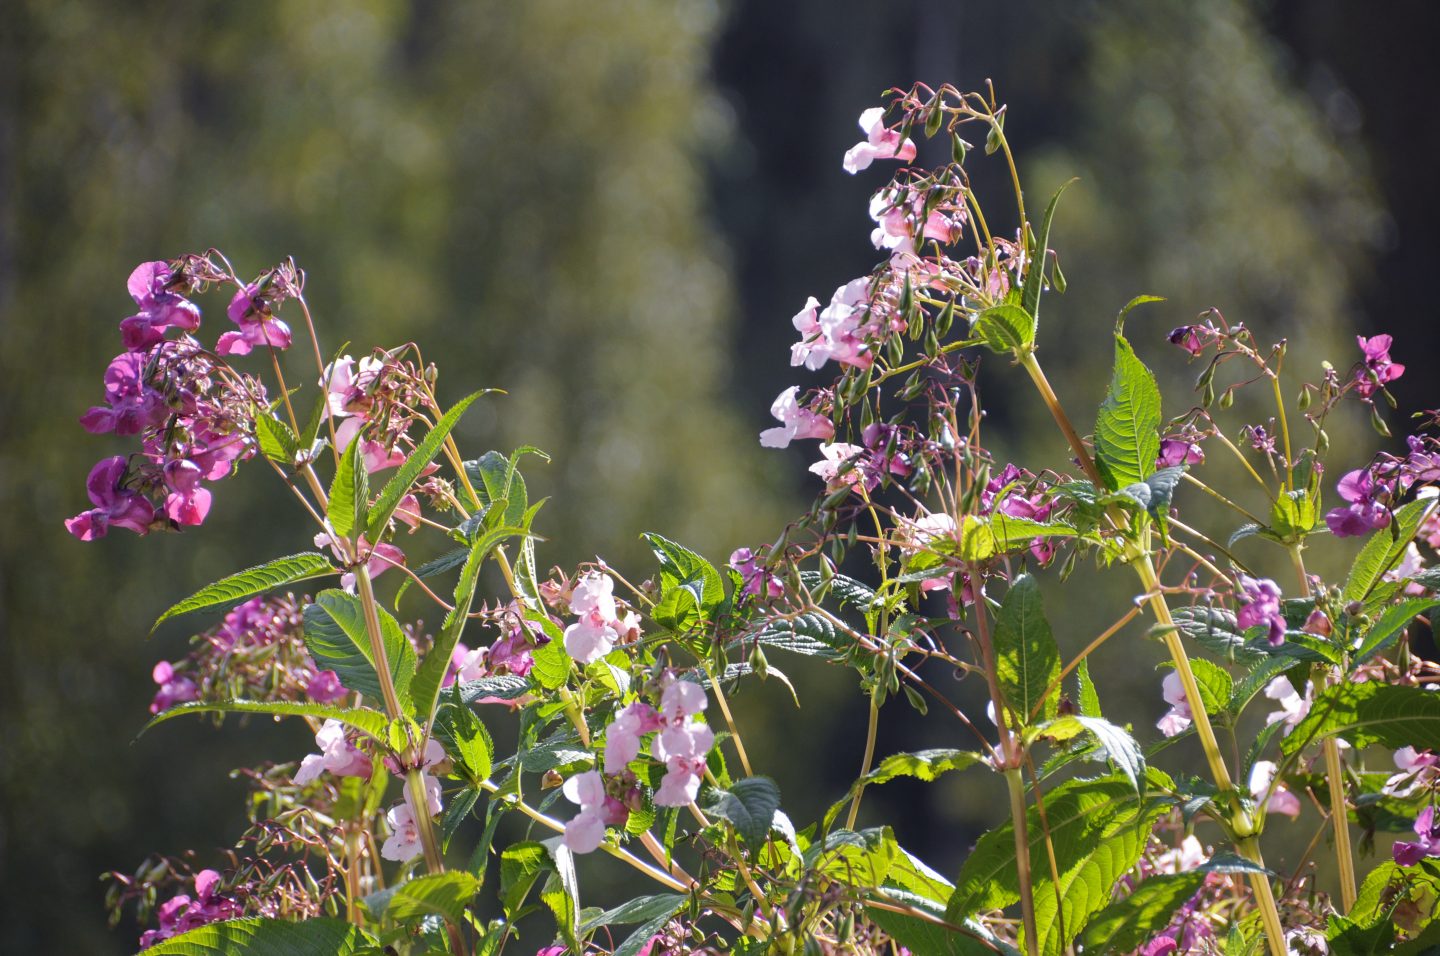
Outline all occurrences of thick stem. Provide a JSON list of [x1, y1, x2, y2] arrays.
[[1004, 768, 1040, 956], [845, 693, 881, 830]]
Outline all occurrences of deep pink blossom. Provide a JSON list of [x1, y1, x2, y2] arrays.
[[1157, 438, 1204, 468], [163, 459, 213, 526], [65, 456, 155, 540], [729, 547, 784, 599], [1325, 468, 1392, 537], [1354, 334, 1405, 400], [1394, 806, 1440, 866], [137, 868, 239, 948], [293, 720, 371, 786], [1235, 575, 1286, 646], [215, 283, 293, 356], [80, 352, 168, 436], [306, 670, 347, 704], [118, 261, 201, 352], [149, 661, 198, 714], [842, 107, 917, 174]]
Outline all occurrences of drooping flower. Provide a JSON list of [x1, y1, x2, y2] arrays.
[[1156, 671, 1192, 738], [215, 283, 293, 356], [162, 459, 213, 527], [381, 773, 444, 862], [562, 770, 611, 854], [137, 869, 240, 948], [293, 720, 371, 786], [564, 572, 622, 664], [604, 702, 662, 774], [118, 261, 202, 353], [1393, 806, 1440, 866], [651, 678, 714, 807], [1325, 467, 1392, 538], [1384, 747, 1440, 797], [1263, 676, 1312, 735], [759, 386, 834, 449], [305, 670, 347, 704], [65, 456, 155, 541], [80, 352, 168, 436], [1235, 575, 1286, 646], [1248, 760, 1301, 819], [842, 107, 917, 174], [728, 547, 784, 599], [1354, 334, 1405, 401]]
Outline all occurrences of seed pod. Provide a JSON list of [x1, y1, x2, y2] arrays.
[[1371, 405, 1392, 438], [904, 684, 928, 715], [1296, 386, 1312, 411], [1218, 388, 1235, 409]]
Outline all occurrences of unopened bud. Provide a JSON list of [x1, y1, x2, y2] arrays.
[[1218, 388, 1235, 409], [541, 769, 563, 790], [749, 644, 769, 680]]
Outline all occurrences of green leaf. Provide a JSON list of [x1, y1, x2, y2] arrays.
[[1227, 656, 1299, 719], [1021, 179, 1076, 322], [580, 894, 687, 932], [988, 513, 1083, 553], [1186, 658, 1234, 718], [1076, 658, 1102, 718], [706, 776, 781, 846], [459, 676, 531, 703], [137, 917, 372, 954], [809, 827, 898, 888], [970, 303, 1036, 355], [254, 412, 300, 467], [862, 749, 985, 786], [1081, 872, 1206, 951], [304, 589, 417, 713], [541, 841, 581, 951], [142, 699, 388, 741], [529, 637, 572, 690], [366, 390, 489, 540], [500, 841, 550, 918], [993, 574, 1061, 724], [1326, 914, 1397, 955], [1355, 598, 1440, 663], [434, 700, 494, 784], [386, 871, 482, 926], [1344, 499, 1436, 606], [614, 909, 688, 956], [1282, 682, 1440, 758], [948, 773, 1174, 950], [1170, 606, 1268, 664], [1094, 332, 1161, 491], [867, 895, 1017, 956], [1271, 489, 1319, 540], [151, 553, 336, 632], [327, 435, 366, 541], [642, 532, 725, 614]]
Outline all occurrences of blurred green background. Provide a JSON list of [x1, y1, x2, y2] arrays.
[[3, 0, 1436, 949]]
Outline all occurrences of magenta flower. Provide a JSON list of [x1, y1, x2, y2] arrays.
[[728, 547, 784, 599], [1354, 334, 1405, 400], [137, 869, 240, 948], [149, 660, 199, 714], [1324, 467, 1392, 537], [759, 386, 834, 449], [118, 261, 201, 352], [1166, 325, 1214, 357], [79, 352, 167, 436], [215, 284, 293, 356], [1394, 806, 1440, 866], [65, 456, 155, 541], [1157, 438, 1204, 468], [162, 459, 212, 527], [293, 720, 371, 786], [1235, 575, 1286, 646], [842, 107, 917, 174], [305, 669, 347, 704]]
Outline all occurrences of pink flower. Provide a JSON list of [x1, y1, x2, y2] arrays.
[[1235, 575, 1286, 646], [1354, 334, 1404, 400], [651, 679, 714, 807], [1156, 671, 1192, 738], [118, 261, 201, 352], [65, 456, 155, 541], [306, 669, 347, 704], [842, 107, 917, 174], [314, 529, 406, 589], [1248, 760, 1301, 819], [1394, 806, 1440, 866], [564, 572, 621, 664], [1384, 747, 1440, 797], [150, 660, 199, 714], [808, 442, 869, 490], [294, 720, 371, 786], [80, 352, 168, 436], [163, 459, 213, 527], [1263, 676, 1311, 735], [605, 702, 662, 773], [728, 547, 784, 599], [381, 774, 443, 862], [759, 387, 834, 449], [1153, 835, 1208, 874], [1157, 438, 1204, 468], [215, 283, 293, 356], [790, 280, 874, 371], [1325, 467, 1391, 538], [137, 868, 239, 947], [563, 770, 610, 853]]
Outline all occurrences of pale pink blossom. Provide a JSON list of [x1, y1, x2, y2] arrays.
[[314, 529, 406, 590], [294, 720, 371, 786], [605, 702, 661, 774], [1153, 835, 1208, 874], [1384, 747, 1440, 797], [1156, 671, 1192, 738], [381, 773, 443, 861], [808, 442, 867, 488], [564, 572, 622, 664], [1263, 676, 1311, 735], [842, 107, 917, 174], [563, 770, 609, 853], [759, 387, 834, 449], [650, 678, 714, 807], [1248, 760, 1301, 819]]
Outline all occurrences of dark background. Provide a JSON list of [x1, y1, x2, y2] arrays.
[[3, 0, 1438, 949]]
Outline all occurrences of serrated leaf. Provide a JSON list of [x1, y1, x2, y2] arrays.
[[1354, 598, 1440, 663], [706, 776, 781, 846], [500, 841, 550, 918], [1271, 489, 1319, 540], [993, 574, 1061, 724], [971, 303, 1035, 354], [867, 898, 1017, 956], [386, 871, 482, 926], [151, 553, 336, 632], [529, 638, 571, 690], [1227, 656, 1299, 719], [541, 841, 580, 951], [367, 390, 490, 540], [948, 772, 1173, 940], [751, 613, 844, 657], [643, 532, 725, 615], [1344, 499, 1436, 606], [580, 894, 687, 932], [1282, 682, 1440, 758], [614, 909, 688, 956], [1021, 179, 1076, 322], [1076, 658, 1101, 718], [861, 749, 984, 786], [434, 701, 494, 784], [988, 513, 1083, 553], [142, 699, 388, 740], [1094, 332, 1161, 491], [1170, 606, 1268, 664], [809, 827, 898, 889], [459, 676, 531, 703], [1185, 658, 1233, 718], [304, 589, 416, 713], [1081, 872, 1206, 951], [254, 412, 300, 467], [137, 917, 373, 954], [327, 436, 365, 540]]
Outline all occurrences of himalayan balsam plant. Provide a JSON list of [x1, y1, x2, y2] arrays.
[[77, 83, 1440, 955]]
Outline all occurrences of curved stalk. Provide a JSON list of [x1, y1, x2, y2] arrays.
[[845, 693, 881, 830]]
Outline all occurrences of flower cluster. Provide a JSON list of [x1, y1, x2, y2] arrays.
[[562, 571, 639, 664], [137, 869, 241, 949]]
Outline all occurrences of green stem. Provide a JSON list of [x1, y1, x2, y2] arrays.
[[845, 693, 881, 830], [1004, 768, 1040, 956]]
